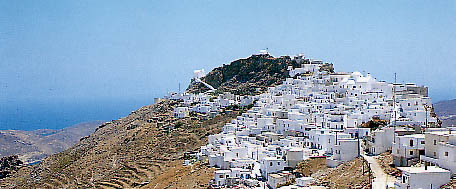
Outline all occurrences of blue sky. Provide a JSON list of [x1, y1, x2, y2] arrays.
[[1, 0, 456, 103]]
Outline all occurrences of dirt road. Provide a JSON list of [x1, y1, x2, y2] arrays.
[[362, 154, 396, 189]]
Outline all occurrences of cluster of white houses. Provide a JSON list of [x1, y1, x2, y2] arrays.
[[169, 53, 454, 188]]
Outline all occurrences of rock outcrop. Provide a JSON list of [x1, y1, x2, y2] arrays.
[[186, 54, 302, 95]]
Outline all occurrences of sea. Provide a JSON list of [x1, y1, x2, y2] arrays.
[[0, 97, 155, 131]]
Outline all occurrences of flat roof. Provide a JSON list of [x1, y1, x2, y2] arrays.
[[296, 177, 315, 181], [399, 134, 425, 138], [398, 166, 450, 174], [215, 170, 231, 173], [425, 131, 456, 136], [264, 157, 282, 160]]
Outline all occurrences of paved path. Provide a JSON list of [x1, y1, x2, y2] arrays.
[[362, 154, 396, 189]]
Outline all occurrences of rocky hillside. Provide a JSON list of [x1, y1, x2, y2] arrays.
[[434, 99, 456, 127], [0, 156, 23, 179], [0, 121, 103, 164], [187, 54, 303, 95], [1, 100, 239, 188]]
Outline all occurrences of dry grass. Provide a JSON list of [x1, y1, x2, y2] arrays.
[[145, 160, 215, 188], [295, 157, 328, 177], [374, 152, 401, 177], [297, 157, 372, 189]]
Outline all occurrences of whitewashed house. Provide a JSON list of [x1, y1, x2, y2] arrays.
[[214, 170, 231, 186], [392, 134, 425, 166], [260, 157, 286, 178], [173, 107, 189, 118], [365, 127, 395, 155], [327, 138, 359, 167], [285, 147, 307, 168], [394, 166, 451, 189], [421, 129, 456, 174]]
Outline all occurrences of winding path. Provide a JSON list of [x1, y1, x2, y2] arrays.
[[362, 154, 396, 189]]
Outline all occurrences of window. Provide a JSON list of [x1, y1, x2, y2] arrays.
[[434, 152, 437, 157], [410, 140, 413, 147], [410, 151, 413, 155], [434, 140, 437, 145], [270, 162, 273, 166], [278, 162, 280, 166], [219, 175, 223, 178], [421, 141, 425, 145], [445, 152, 449, 156]]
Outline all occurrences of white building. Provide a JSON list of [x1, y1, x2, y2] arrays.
[[286, 147, 307, 168], [394, 166, 451, 189], [214, 170, 231, 186], [327, 138, 359, 167], [392, 134, 425, 166], [260, 157, 286, 178], [365, 127, 395, 155], [267, 172, 295, 189], [296, 177, 315, 187], [421, 129, 456, 174], [173, 107, 189, 118], [193, 69, 206, 79]]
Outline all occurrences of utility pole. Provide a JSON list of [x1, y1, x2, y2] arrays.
[[335, 131, 338, 145], [357, 127, 360, 157], [362, 159, 364, 175], [393, 73, 397, 143], [257, 146, 259, 160], [425, 105, 429, 132]]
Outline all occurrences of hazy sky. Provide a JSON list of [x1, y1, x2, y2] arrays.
[[1, 0, 455, 103]]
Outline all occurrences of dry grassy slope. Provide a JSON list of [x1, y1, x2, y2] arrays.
[[1, 100, 237, 188]]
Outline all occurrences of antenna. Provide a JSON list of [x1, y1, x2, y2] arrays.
[[179, 83, 181, 94]]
